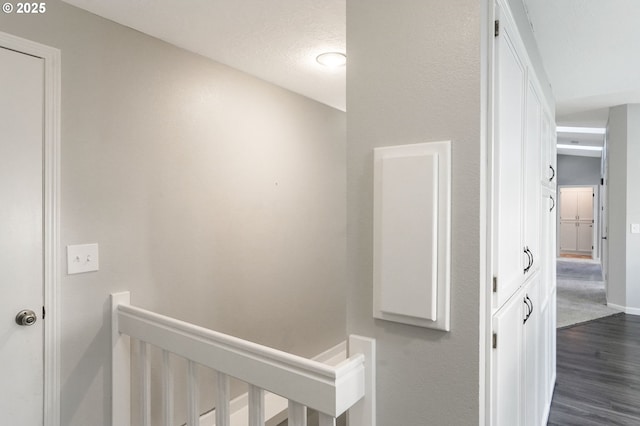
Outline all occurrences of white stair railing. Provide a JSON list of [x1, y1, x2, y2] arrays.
[[111, 292, 375, 426]]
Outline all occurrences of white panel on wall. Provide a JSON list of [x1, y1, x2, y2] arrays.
[[373, 141, 451, 331]]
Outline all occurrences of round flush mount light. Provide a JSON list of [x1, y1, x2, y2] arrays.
[[316, 52, 346, 68]]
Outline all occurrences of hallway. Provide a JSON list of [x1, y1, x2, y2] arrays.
[[556, 259, 621, 327], [547, 313, 640, 425]]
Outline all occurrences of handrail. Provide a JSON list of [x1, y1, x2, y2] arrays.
[[111, 292, 375, 425]]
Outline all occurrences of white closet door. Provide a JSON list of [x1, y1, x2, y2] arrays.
[[576, 188, 594, 222], [559, 189, 577, 221], [495, 5, 526, 307], [492, 288, 525, 426], [0, 46, 45, 426], [577, 223, 594, 252], [559, 222, 577, 252], [523, 81, 541, 269]]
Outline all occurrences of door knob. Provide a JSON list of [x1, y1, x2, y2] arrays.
[[15, 309, 37, 326]]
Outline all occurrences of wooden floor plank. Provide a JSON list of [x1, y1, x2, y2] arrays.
[[548, 313, 640, 425]]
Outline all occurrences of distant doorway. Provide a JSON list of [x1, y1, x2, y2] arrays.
[[558, 186, 597, 259]]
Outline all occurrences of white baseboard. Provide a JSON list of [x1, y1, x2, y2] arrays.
[[607, 303, 640, 316], [199, 341, 347, 426]]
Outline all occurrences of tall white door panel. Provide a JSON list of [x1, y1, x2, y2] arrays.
[[559, 222, 577, 252], [524, 82, 541, 273], [577, 223, 594, 252], [559, 189, 577, 221], [576, 189, 594, 222], [559, 187, 594, 254], [492, 289, 525, 426], [494, 6, 526, 308], [0, 46, 45, 425]]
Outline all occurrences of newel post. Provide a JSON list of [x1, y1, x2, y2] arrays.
[[347, 335, 376, 426], [111, 292, 131, 426]]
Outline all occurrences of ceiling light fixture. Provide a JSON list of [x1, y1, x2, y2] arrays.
[[556, 144, 603, 151], [556, 126, 606, 135], [316, 52, 346, 68]]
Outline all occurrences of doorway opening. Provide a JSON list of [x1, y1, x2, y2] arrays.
[[558, 186, 597, 260]]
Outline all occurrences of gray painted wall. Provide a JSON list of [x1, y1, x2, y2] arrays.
[[625, 105, 640, 310], [346, 1, 482, 424], [557, 154, 602, 186], [346, 0, 553, 424], [1, 2, 346, 425], [606, 105, 640, 311]]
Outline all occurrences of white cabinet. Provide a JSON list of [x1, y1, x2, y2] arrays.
[[522, 277, 540, 426], [491, 276, 542, 426], [559, 187, 594, 254], [559, 222, 593, 252], [493, 3, 542, 308], [524, 81, 542, 275], [494, 3, 526, 308], [491, 1, 556, 424], [492, 285, 525, 426], [560, 187, 593, 222]]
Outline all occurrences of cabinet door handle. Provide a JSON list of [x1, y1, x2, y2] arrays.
[[523, 247, 532, 273], [550, 196, 555, 212], [526, 295, 533, 319], [523, 296, 531, 324], [528, 248, 534, 270], [549, 165, 555, 182]]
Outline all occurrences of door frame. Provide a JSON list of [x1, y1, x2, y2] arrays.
[[557, 185, 599, 259], [0, 32, 61, 426]]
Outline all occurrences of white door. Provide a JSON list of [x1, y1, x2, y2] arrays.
[[576, 189, 594, 222], [559, 188, 577, 221], [523, 81, 541, 272], [491, 286, 525, 426], [559, 187, 595, 255], [494, 4, 526, 308], [0, 46, 45, 424], [559, 222, 577, 251], [577, 223, 594, 252]]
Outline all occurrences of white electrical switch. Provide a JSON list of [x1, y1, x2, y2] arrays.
[[632, 224, 640, 234], [67, 243, 99, 274]]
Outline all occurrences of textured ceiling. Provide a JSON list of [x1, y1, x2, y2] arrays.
[[61, 1, 639, 129], [524, 0, 640, 126], [61, 0, 346, 111]]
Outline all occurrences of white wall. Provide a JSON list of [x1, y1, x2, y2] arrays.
[[0, 1, 346, 425], [606, 104, 640, 312], [346, 1, 483, 424]]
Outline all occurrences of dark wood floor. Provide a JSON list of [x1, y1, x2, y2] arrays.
[[548, 313, 640, 425]]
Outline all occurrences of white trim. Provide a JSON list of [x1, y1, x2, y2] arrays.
[[111, 293, 131, 426], [114, 300, 368, 417], [347, 336, 376, 426], [0, 31, 61, 426], [479, 0, 493, 423], [197, 340, 347, 426], [556, 126, 606, 135], [607, 303, 640, 316]]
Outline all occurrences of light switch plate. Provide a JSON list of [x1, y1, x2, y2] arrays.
[[632, 224, 640, 234], [67, 243, 99, 274]]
